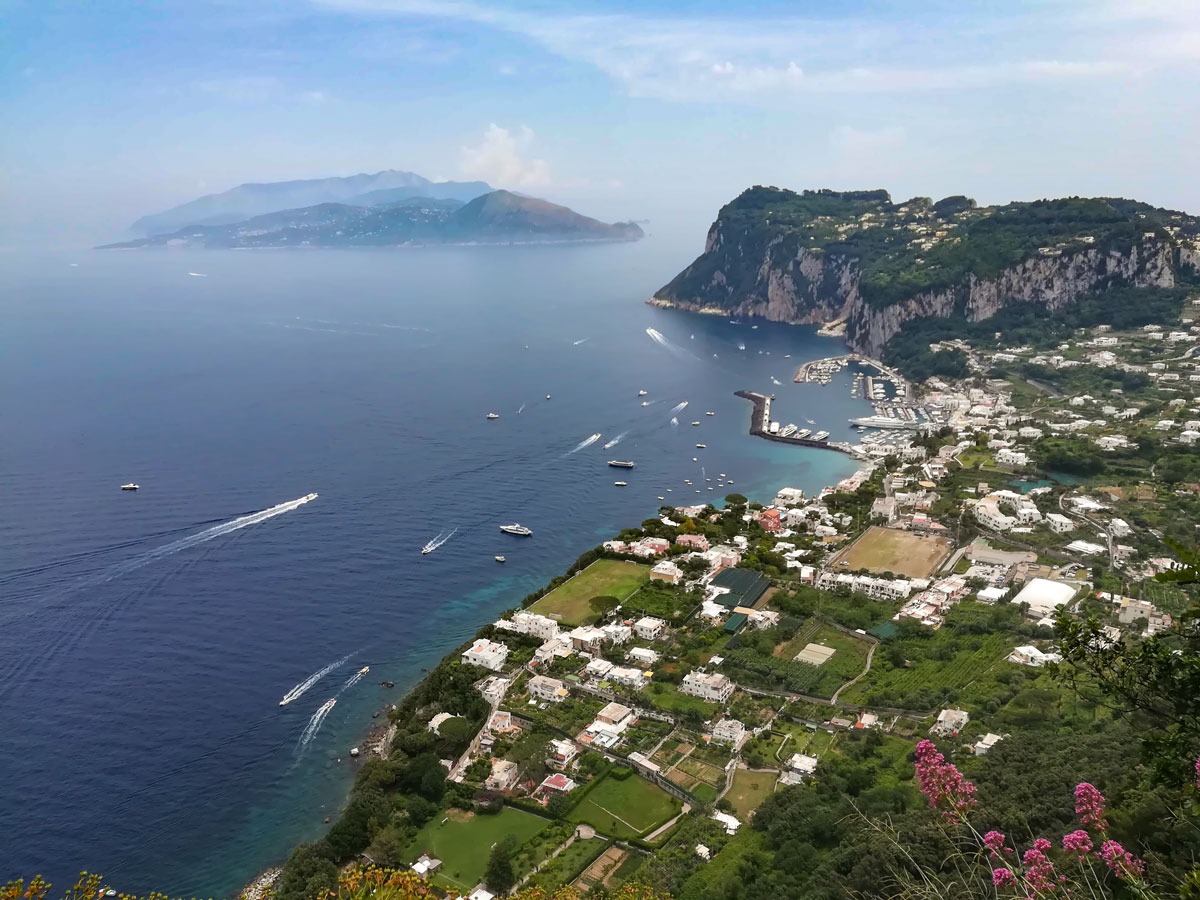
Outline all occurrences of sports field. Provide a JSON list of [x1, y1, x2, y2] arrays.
[[405, 806, 551, 890], [725, 768, 777, 819], [529, 560, 651, 625], [829, 526, 952, 579], [569, 772, 681, 838]]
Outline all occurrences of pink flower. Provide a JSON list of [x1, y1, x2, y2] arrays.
[[1098, 840, 1145, 881], [913, 740, 978, 820], [1032, 838, 1051, 853], [1022, 847, 1057, 894], [1062, 830, 1093, 854], [1195, 756, 1200, 792], [1074, 782, 1108, 830], [992, 867, 1016, 888], [984, 830, 1008, 857]]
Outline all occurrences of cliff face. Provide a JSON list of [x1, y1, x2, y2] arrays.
[[652, 187, 1199, 356]]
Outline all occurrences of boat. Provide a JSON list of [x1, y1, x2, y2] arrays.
[[691, 457, 697, 462], [120, 483, 139, 491], [500, 523, 533, 536], [706, 411, 714, 416], [421, 544, 435, 555], [657, 496, 665, 500], [494, 555, 506, 563], [638, 390, 648, 396], [608, 460, 635, 468], [546, 394, 551, 400], [691, 421, 701, 426], [641, 401, 650, 406], [812, 430, 830, 441], [357, 666, 369, 676], [696, 443, 706, 448], [486, 412, 500, 419], [613, 481, 627, 487]]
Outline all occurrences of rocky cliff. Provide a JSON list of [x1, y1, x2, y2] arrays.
[[652, 187, 1199, 356]]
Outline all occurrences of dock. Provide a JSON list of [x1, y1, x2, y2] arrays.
[[734, 391, 856, 455]]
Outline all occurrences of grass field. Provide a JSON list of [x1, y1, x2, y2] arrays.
[[406, 807, 552, 891], [829, 526, 952, 579], [529, 560, 650, 625], [569, 773, 681, 839], [725, 768, 777, 819], [527, 835, 608, 891], [643, 682, 721, 718]]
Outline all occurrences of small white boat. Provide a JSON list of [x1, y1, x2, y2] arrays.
[[657, 496, 665, 500], [500, 523, 533, 536], [691, 421, 701, 426], [641, 401, 650, 406], [486, 412, 500, 419], [696, 443, 706, 448], [613, 481, 627, 487], [357, 666, 369, 676], [638, 390, 648, 396], [706, 411, 714, 416], [692, 457, 697, 462], [546, 394, 551, 400], [494, 555, 506, 563], [121, 483, 139, 491]]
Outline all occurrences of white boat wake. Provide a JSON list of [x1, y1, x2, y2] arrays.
[[603, 431, 629, 450], [104, 494, 319, 582], [516, 403, 526, 414], [573, 338, 590, 346], [771, 377, 782, 385], [670, 417, 679, 427], [738, 342, 746, 351], [280, 654, 352, 706], [569, 433, 602, 453], [187, 272, 207, 277], [298, 698, 337, 748], [422, 527, 458, 554], [341, 666, 369, 691], [669, 401, 689, 416]]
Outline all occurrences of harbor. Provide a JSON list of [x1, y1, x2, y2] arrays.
[[734, 390, 857, 456]]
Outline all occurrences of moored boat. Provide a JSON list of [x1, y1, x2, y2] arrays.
[[500, 523, 532, 536]]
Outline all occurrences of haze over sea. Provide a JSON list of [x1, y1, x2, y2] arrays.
[[0, 235, 871, 896]]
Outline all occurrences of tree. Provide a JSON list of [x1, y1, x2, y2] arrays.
[[546, 791, 572, 819], [725, 493, 748, 507], [484, 836, 517, 893]]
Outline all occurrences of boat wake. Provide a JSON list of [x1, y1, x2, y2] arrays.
[[298, 698, 337, 748], [669, 401, 689, 416], [422, 527, 458, 554], [103, 494, 319, 583], [280, 654, 352, 706], [187, 272, 207, 277], [573, 338, 590, 346], [341, 666, 369, 691], [771, 377, 782, 385], [603, 431, 629, 450], [516, 403, 526, 414], [568, 432, 602, 453], [670, 417, 679, 427]]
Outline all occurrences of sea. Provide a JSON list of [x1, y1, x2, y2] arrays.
[[0, 233, 874, 896]]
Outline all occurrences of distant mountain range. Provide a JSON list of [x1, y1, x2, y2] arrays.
[[102, 190, 644, 249], [130, 170, 493, 236]]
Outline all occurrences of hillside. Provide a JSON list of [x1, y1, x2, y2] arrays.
[[651, 187, 1200, 356], [101, 190, 643, 249], [130, 170, 492, 235]]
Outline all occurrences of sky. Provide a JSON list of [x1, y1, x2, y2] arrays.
[[3, 0, 1200, 245]]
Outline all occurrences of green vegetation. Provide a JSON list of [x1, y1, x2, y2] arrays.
[[568, 772, 681, 839], [404, 807, 551, 891], [528, 560, 650, 625], [725, 768, 777, 820]]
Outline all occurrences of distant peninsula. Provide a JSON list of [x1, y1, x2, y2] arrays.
[[100, 190, 644, 249], [651, 187, 1200, 357]]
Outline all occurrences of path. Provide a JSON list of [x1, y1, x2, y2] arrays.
[[512, 827, 594, 890], [643, 803, 691, 842], [830, 640, 877, 705]]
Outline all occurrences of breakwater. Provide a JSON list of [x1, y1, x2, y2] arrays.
[[733, 391, 855, 455]]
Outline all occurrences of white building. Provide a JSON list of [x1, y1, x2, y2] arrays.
[[975, 733, 1005, 756], [1045, 513, 1074, 533], [710, 717, 747, 748], [634, 616, 667, 641], [601, 623, 633, 645], [774, 487, 806, 507], [486, 759, 520, 791], [608, 665, 648, 689], [462, 639, 510, 672], [494, 612, 560, 641], [1007, 645, 1062, 667], [931, 708, 970, 736], [584, 658, 614, 680], [995, 448, 1030, 467], [528, 674, 569, 702], [1012, 578, 1076, 618], [628, 646, 660, 666], [1109, 518, 1131, 538], [681, 671, 734, 703]]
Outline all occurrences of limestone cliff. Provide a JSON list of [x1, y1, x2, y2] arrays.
[[651, 187, 1200, 356]]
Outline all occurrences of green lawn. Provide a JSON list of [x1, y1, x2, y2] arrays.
[[526, 836, 608, 891], [405, 806, 552, 891], [726, 768, 777, 819], [641, 681, 721, 718], [528, 560, 651, 625], [569, 773, 681, 838]]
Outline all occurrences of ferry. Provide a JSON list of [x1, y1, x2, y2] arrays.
[[120, 483, 139, 491], [499, 523, 532, 536], [812, 430, 830, 441], [494, 555, 506, 563], [486, 412, 500, 419], [608, 460, 635, 468], [638, 390, 648, 396], [613, 481, 627, 487]]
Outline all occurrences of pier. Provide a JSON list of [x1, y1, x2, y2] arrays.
[[734, 391, 856, 456]]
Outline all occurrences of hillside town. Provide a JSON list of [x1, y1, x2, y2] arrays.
[[338, 288, 1200, 898]]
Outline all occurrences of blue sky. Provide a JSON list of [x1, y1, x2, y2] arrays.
[[3, 0, 1200, 242]]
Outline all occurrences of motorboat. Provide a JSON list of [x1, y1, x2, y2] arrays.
[[500, 523, 533, 536], [638, 390, 648, 396], [486, 412, 500, 419], [706, 411, 714, 416], [494, 555, 506, 563], [120, 483, 139, 491], [608, 460, 635, 468], [691, 421, 700, 426], [613, 481, 627, 487], [696, 443, 706, 448]]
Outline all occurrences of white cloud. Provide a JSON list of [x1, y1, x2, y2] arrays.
[[460, 124, 551, 188], [315, 0, 1200, 103]]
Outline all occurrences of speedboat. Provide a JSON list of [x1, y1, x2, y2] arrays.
[[641, 401, 650, 406], [546, 394, 551, 400], [608, 460, 635, 468], [486, 412, 500, 419], [358, 666, 369, 676], [691, 421, 701, 426], [657, 496, 665, 500], [494, 555, 506, 563], [613, 481, 627, 487], [500, 523, 532, 536], [706, 411, 714, 416], [638, 390, 648, 396], [696, 443, 706, 448], [120, 483, 139, 491], [421, 545, 434, 555]]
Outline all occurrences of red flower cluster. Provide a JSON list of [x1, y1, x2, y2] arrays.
[[1073, 782, 1108, 830], [913, 739, 977, 820]]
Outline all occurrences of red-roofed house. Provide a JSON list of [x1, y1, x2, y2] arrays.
[[676, 534, 710, 550], [538, 773, 578, 794], [757, 509, 782, 533]]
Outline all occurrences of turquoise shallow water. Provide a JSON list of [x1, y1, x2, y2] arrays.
[[0, 237, 871, 895]]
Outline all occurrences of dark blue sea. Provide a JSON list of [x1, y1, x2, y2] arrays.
[[0, 236, 871, 896]]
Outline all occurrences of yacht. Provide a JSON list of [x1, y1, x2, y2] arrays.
[[638, 390, 648, 396], [812, 430, 830, 441], [494, 555, 506, 563], [499, 523, 532, 536], [608, 460, 635, 468], [120, 483, 139, 491], [613, 481, 627, 487], [486, 412, 500, 419]]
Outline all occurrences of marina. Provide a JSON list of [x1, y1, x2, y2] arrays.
[[734, 390, 855, 455]]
